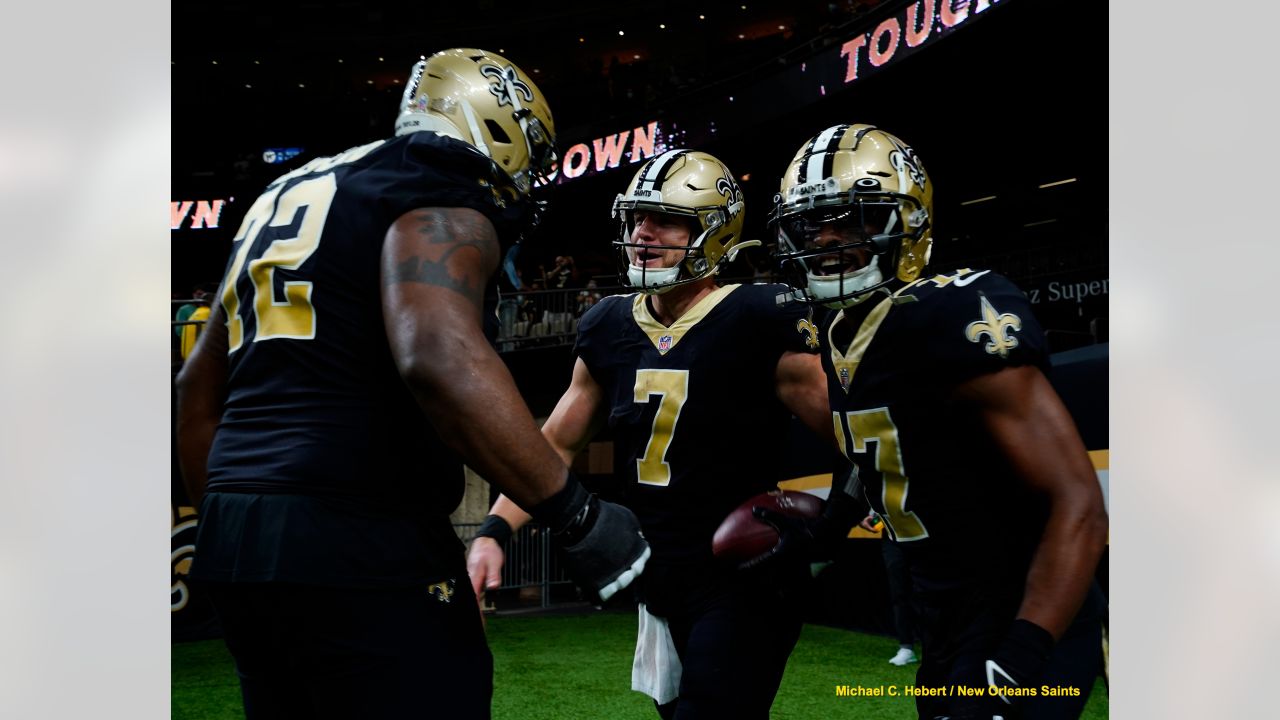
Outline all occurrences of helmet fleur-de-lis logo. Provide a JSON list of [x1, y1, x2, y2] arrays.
[[887, 139, 927, 191], [964, 295, 1022, 358], [480, 64, 533, 108], [715, 176, 743, 207]]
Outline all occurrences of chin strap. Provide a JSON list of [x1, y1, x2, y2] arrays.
[[457, 99, 489, 158], [723, 239, 761, 263]]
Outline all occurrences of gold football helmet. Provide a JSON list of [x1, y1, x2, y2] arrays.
[[395, 48, 557, 197], [768, 124, 933, 307], [611, 149, 751, 293]]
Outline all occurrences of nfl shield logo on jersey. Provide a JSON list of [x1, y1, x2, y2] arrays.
[[839, 366, 851, 391], [658, 335, 673, 353]]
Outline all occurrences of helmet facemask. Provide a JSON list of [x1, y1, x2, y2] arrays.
[[774, 188, 926, 308], [614, 204, 729, 294], [769, 124, 933, 308]]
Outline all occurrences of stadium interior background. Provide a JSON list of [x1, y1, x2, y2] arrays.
[[172, 0, 1107, 638]]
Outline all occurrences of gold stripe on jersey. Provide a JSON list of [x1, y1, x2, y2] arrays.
[[829, 295, 893, 393], [1089, 449, 1109, 471], [777, 473, 832, 492], [631, 284, 741, 354]]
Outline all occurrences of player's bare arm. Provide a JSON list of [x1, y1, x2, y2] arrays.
[[384, 208, 499, 308], [775, 350, 833, 443], [175, 300, 231, 508], [741, 349, 862, 570], [542, 357, 610, 466], [469, 357, 609, 595], [954, 363, 1108, 639], [381, 206, 569, 510]]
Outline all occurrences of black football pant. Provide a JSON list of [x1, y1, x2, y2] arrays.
[[913, 581, 1105, 720], [203, 579, 492, 720], [882, 538, 916, 647], [653, 587, 804, 720]]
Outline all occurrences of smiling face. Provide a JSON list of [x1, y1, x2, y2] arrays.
[[808, 220, 876, 277], [773, 207, 892, 308], [626, 210, 697, 269]]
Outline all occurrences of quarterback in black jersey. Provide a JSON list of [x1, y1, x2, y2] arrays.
[[175, 49, 648, 719], [467, 150, 851, 719], [770, 124, 1108, 719]]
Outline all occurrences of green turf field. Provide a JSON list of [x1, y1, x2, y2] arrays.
[[172, 610, 1108, 719]]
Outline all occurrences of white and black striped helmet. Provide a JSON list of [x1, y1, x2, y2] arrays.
[[611, 149, 746, 293], [768, 124, 933, 308]]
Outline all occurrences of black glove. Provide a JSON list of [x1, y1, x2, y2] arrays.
[[529, 475, 650, 603], [739, 464, 863, 572], [738, 507, 826, 572], [981, 619, 1055, 713]]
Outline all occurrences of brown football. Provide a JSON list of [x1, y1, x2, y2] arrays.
[[711, 490, 824, 564]]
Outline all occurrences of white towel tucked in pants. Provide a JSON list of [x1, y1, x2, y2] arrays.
[[631, 603, 682, 705]]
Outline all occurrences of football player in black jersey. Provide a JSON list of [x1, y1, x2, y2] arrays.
[[768, 124, 1109, 719], [466, 150, 855, 719], [175, 49, 649, 719]]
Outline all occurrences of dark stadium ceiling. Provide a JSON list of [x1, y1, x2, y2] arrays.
[[171, 0, 1097, 178], [172, 1, 892, 170], [174, 1, 888, 61], [172, 0, 1105, 297], [172, 1, 887, 96]]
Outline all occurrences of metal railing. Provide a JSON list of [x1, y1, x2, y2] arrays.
[[493, 276, 765, 351], [494, 284, 623, 351], [170, 286, 631, 354]]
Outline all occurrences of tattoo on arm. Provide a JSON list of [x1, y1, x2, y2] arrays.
[[384, 208, 500, 309]]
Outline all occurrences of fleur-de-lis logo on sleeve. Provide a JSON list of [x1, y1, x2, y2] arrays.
[[964, 295, 1023, 358], [796, 317, 820, 349]]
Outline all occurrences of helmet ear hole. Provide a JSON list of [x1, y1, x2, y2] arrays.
[[484, 119, 512, 144]]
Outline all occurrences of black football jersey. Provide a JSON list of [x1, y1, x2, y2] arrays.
[[575, 284, 818, 596], [820, 269, 1051, 593], [194, 132, 526, 587]]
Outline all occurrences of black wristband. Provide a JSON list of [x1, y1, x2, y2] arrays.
[[528, 474, 590, 536], [475, 514, 513, 546]]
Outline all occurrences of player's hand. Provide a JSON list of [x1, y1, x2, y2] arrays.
[[858, 513, 881, 532], [531, 477, 650, 603], [466, 536, 506, 601], [738, 507, 823, 572], [968, 619, 1054, 717]]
